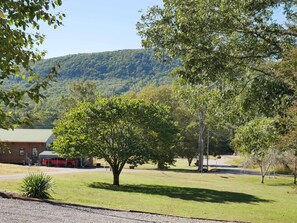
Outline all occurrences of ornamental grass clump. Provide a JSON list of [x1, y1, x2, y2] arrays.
[[21, 173, 54, 199]]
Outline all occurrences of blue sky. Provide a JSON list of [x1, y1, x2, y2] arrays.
[[39, 0, 286, 59], [39, 0, 163, 58]]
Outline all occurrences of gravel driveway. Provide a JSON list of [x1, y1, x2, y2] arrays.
[[0, 198, 240, 223]]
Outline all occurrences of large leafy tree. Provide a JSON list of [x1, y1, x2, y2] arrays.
[[278, 102, 297, 184], [175, 81, 223, 171], [138, 1, 296, 174], [132, 85, 181, 169], [133, 84, 207, 169], [231, 117, 279, 184], [0, 0, 65, 128], [53, 97, 178, 185], [137, 0, 296, 83], [276, 47, 297, 184]]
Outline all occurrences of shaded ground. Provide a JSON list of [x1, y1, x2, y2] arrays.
[[89, 182, 269, 204]]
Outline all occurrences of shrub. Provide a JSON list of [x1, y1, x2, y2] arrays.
[[21, 173, 54, 199], [273, 164, 292, 174]]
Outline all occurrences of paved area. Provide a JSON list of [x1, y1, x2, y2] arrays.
[[0, 198, 239, 223], [207, 156, 260, 175]]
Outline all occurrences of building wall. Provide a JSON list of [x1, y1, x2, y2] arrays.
[[0, 142, 47, 164]]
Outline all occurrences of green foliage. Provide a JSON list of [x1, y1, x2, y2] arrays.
[[175, 82, 225, 171], [240, 76, 294, 117], [0, 0, 64, 129], [15, 49, 179, 129], [20, 173, 54, 199], [53, 96, 178, 185], [32, 49, 179, 87], [137, 0, 296, 136], [277, 102, 297, 183], [133, 84, 232, 168], [231, 117, 280, 183], [131, 85, 181, 168], [137, 0, 296, 83], [274, 47, 297, 91], [232, 117, 278, 156], [57, 80, 99, 117]]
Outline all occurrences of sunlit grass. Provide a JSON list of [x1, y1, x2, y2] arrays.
[[0, 169, 296, 223], [225, 156, 245, 167], [0, 163, 57, 175]]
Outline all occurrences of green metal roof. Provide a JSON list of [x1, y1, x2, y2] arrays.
[[39, 151, 59, 158], [0, 129, 53, 143]]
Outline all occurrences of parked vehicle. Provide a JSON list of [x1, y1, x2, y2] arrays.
[[41, 158, 76, 167]]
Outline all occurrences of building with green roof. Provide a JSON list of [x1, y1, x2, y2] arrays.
[[0, 129, 54, 164]]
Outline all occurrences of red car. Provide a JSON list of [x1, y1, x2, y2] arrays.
[[42, 158, 76, 167]]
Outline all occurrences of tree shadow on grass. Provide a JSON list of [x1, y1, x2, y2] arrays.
[[267, 182, 295, 187], [89, 183, 271, 204]]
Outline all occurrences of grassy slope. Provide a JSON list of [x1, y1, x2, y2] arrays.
[[0, 169, 295, 223]]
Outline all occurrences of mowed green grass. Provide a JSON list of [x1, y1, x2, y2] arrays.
[[0, 163, 57, 175], [0, 169, 296, 223]]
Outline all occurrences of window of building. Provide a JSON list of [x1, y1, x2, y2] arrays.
[[19, 148, 25, 156], [32, 148, 38, 157]]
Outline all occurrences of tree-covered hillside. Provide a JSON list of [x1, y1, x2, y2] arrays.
[[16, 49, 179, 128], [33, 49, 179, 96]]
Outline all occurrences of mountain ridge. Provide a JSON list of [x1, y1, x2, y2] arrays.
[[33, 49, 179, 86]]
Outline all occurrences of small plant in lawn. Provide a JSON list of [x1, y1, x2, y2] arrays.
[[21, 173, 54, 199]]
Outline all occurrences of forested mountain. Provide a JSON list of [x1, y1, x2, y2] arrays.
[[33, 49, 179, 96], [16, 49, 179, 128]]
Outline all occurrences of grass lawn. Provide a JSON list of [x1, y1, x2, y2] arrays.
[[224, 156, 245, 167], [0, 163, 57, 175], [0, 168, 296, 223], [131, 158, 199, 171]]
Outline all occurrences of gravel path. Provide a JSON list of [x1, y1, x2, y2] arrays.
[[0, 198, 239, 223]]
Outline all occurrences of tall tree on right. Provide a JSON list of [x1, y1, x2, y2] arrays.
[[137, 0, 296, 84], [138, 1, 296, 173], [276, 47, 297, 184]]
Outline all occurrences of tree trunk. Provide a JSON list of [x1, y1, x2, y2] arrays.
[[157, 161, 165, 170], [198, 109, 206, 173], [261, 175, 265, 184], [108, 159, 127, 186], [206, 129, 209, 171], [294, 173, 296, 185], [187, 158, 193, 166], [198, 131, 204, 172], [112, 169, 120, 186]]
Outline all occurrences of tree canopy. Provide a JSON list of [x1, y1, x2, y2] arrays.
[[0, 0, 65, 128], [138, 1, 296, 178], [231, 117, 279, 183], [12, 49, 179, 129], [137, 0, 297, 83], [53, 97, 178, 185]]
